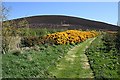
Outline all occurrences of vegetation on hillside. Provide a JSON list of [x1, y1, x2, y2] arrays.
[[44, 30, 98, 45], [6, 15, 119, 31], [2, 23, 99, 78], [85, 33, 119, 78], [2, 4, 119, 79], [2, 18, 120, 79]]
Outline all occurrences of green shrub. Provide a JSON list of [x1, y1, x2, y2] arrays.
[[85, 34, 119, 78], [21, 36, 42, 47], [2, 21, 22, 54], [115, 28, 120, 53], [102, 33, 116, 52]]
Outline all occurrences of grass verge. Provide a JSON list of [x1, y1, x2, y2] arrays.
[[85, 35, 119, 79], [48, 38, 95, 78], [2, 44, 73, 78]]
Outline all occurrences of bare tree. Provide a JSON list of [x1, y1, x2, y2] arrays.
[[1, 3, 10, 21]]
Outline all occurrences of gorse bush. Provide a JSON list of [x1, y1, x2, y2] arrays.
[[21, 30, 99, 47], [21, 36, 42, 47], [44, 30, 99, 45]]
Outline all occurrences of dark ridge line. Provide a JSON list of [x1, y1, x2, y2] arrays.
[[6, 15, 118, 27], [3, 15, 119, 31]]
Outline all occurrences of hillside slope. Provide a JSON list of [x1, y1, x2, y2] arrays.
[[5, 15, 119, 31]]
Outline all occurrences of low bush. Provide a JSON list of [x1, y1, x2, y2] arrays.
[[115, 28, 120, 54], [85, 34, 119, 78], [2, 21, 22, 54], [44, 30, 99, 45], [102, 33, 116, 52], [21, 36, 42, 47]]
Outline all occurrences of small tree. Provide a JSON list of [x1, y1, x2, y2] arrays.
[[2, 20, 22, 54], [2, 4, 10, 54], [18, 18, 28, 27], [18, 18, 29, 36], [2, 4, 22, 54], [2, 4, 10, 21]]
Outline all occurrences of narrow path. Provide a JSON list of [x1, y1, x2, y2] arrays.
[[48, 38, 95, 78]]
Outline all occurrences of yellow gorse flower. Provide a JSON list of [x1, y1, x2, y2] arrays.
[[45, 30, 99, 44]]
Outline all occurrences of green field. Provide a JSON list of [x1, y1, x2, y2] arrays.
[[2, 27, 120, 79]]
